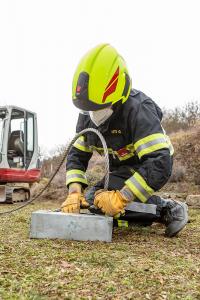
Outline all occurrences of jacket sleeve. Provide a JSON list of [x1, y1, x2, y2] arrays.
[[125, 98, 174, 203], [66, 113, 93, 187]]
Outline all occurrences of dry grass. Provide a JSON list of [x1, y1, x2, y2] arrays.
[[0, 200, 200, 300], [169, 161, 186, 183], [169, 126, 200, 190]]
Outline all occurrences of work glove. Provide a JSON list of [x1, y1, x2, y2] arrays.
[[61, 183, 89, 213], [94, 185, 135, 217]]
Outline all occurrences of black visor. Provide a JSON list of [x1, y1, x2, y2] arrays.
[[73, 72, 111, 111]]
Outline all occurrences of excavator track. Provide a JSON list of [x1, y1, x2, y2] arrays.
[[0, 184, 30, 204]]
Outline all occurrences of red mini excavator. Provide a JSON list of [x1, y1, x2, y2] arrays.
[[0, 106, 41, 203]]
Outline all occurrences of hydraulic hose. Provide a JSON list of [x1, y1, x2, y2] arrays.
[[0, 128, 110, 216]]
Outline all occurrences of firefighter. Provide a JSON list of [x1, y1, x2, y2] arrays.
[[61, 44, 188, 237]]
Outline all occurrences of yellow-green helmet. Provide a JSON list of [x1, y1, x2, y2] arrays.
[[72, 44, 131, 111]]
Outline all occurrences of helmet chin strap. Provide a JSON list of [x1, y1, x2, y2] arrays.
[[89, 107, 113, 127]]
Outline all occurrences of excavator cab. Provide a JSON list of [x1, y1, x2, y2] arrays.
[[0, 106, 41, 203]]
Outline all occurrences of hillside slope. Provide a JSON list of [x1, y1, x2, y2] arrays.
[[170, 126, 200, 183], [164, 125, 200, 194]]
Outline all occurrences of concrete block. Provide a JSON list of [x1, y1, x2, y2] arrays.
[[30, 210, 113, 242]]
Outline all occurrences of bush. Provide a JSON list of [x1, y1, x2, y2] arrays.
[[162, 101, 200, 133]]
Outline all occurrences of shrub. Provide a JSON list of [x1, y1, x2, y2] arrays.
[[162, 101, 200, 133]]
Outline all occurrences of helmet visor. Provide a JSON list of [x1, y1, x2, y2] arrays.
[[73, 72, 111, 111]]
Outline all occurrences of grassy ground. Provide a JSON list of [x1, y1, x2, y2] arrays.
[[0, 201, 200, 300]]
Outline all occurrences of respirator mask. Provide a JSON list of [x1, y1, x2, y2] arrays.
[[89, 107, 113, 127]]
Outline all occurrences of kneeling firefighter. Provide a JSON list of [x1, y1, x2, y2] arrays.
[[61, 44, 188, 237]]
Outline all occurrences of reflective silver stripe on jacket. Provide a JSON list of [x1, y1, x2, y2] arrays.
[[135, 137, 167, 154], [128, 176, 151, 200], [66, 174, 86, 180]]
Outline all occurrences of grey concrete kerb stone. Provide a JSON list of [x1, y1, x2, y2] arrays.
[[30, 210, 113, 242]]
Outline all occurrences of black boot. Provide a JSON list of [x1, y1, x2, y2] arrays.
[[161, 199, 188, 237]]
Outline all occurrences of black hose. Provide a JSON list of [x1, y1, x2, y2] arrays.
[[0, 128, 109, 216]]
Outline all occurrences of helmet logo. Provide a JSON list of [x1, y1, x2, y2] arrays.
[[102, 67, 119, 103]]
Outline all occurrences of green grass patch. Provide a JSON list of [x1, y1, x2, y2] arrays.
[[0, 201, 200, 299]]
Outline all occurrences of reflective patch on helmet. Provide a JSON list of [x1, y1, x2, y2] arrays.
[[102, 67, 119, 103]]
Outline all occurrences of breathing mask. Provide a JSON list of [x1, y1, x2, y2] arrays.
[[89, 107, 113, 127]]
